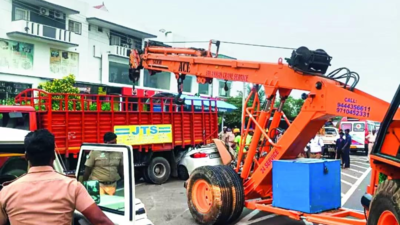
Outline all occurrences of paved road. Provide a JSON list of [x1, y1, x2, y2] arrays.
[[136, 154, 371, 225]]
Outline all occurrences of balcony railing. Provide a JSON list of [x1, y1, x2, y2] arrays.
[[8, 20, 78, 46], [109, 45, 130, 58]]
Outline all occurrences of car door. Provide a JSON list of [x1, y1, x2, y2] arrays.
[[75, 143, 135, 225]]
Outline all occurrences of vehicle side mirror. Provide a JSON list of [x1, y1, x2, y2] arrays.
[[83, 180, 100, 204]]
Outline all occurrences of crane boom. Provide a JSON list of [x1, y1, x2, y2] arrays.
[[129, 40, 400, 224]]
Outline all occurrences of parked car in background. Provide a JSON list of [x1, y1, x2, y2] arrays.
[[178, 144, 222, 180], [321, 127, 340, 158]]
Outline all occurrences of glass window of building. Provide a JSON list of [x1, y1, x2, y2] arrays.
[[0, 81, 32, 104], [183, 75, 193, 93], [218, 80, 232, 97], [198, 83, 210, 95], [15, 7, 29, 21], [143, 69, 171, 90], [109, 62, 138, 86]]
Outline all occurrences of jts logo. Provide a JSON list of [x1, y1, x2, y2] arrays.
[[115, 125, 172, 136]]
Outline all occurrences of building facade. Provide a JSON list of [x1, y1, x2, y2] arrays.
[[0, 0, 242, 101]]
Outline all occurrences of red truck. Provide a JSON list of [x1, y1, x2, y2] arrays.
[[0, 89, 218, 184]]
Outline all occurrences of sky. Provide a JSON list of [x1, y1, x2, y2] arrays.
[[83, 0, 400, 103]]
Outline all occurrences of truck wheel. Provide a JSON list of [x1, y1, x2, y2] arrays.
[[219, 165, 245, 224], [142, 167, 153, 184], [147, 157, 171, 185], [135, 169, 143, 183], [187, 166, 232, 225], [178, 165, 189, 180], [367, 179, 400, 225]]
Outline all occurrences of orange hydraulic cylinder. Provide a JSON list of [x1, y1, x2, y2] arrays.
[[241, 110, 268, 180]]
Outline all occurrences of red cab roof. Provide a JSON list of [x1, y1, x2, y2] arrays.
[[0, 105, 35, 112]]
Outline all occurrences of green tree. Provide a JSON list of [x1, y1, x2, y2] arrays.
[[222, 95, 243, 127], [274, 96, 305, 120]]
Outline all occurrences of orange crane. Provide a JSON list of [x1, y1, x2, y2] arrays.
[[129, 40, 400, 225]]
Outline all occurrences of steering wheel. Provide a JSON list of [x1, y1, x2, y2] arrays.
[[72, 212, 92, 225]]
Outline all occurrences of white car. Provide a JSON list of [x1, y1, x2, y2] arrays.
[[322, 127, 340, 158], [178, 143, 223, 180], [0, 127, 153, 225]]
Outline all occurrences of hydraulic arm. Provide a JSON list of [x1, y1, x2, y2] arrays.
[[129, 40, 400, 224]]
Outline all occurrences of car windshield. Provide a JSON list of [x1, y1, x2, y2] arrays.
[[325, 128, 337, 135], [76, 149, 126, 214]]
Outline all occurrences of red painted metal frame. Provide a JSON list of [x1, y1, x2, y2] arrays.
[[8, 89, 218, 157]]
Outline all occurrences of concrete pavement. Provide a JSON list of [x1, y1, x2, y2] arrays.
[[135, 154, 371, 225]]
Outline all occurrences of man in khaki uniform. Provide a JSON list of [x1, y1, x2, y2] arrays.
[[0, 129, 113, 225], [83, 132, 123, 196]]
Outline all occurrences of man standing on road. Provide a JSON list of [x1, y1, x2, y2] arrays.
[[219, 126, 227, 140], [366, 130, 377, 162], [0, 129, 113, 225], [342, 129, 352, 169], [308, 132, 324, 159], [224, 128, 236, 157], [83, 132, 124, 196], [335, 130, 346, 166]]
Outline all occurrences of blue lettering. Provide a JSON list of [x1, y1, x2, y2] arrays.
[[150, 126, 157, 134], [344, 98, 357, 103], [141, 126, 149, 134], [131, 127, 140, 135]]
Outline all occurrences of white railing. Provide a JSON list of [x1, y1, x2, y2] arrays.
[[9, 20, 78, 45], [109, 45, 130, 58]]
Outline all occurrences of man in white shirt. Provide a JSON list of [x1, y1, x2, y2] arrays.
[[366, 130, 377, 161], [308, 133, 325, 159]]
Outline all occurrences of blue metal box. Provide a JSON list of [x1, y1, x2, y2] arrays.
[[272, 158, 341, 213]]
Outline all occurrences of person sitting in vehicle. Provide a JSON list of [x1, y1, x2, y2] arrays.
[[82, 132, 123, 196]]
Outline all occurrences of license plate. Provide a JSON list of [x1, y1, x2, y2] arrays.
[[209, 153, 220, 159]]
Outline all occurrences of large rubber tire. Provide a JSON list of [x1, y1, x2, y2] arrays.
[[187, 166, 232, 225], [367, 179, 400, 225], [178, 165, 189, 180], [219, 165, 245, 224], [146, 157, 171, 185], [142, 167, 152, 184]]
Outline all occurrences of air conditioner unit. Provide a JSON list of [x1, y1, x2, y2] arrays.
[[39, 7, 49, 16], [127, 38, 134, 44], [54, 11, 64, 19]]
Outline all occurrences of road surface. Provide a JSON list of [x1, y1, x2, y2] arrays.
[[136, 154, 370, 225]]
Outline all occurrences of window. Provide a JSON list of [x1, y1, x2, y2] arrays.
[[218, 80, 232, 97], [341, 123, 352, 131], [68, 20, 82, 35], [76, 148, 126, 213], [353, 123, 365, 132], [143, 69, 171, 90], [98, 27, 103, 32], [111, 35, 121, 46], [198, 83, 210, 95], [325, 128, 337, 135], [15, 7, 29, 21], [0, 112, 30, 130], [183, 75, 193, 93], [109, 62, 138, 86]]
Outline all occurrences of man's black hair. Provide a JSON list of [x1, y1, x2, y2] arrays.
[[345, 129, 350, 133], [24, 129, 55, 166], [104, 132, 117, 143]]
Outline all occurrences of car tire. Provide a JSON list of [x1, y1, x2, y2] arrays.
[[178, 165, 189, 180], [219, 165, 245, 224], [147, 157, 171, 185], [367, 179, 400, 225], [187, 166, 232, 225]]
